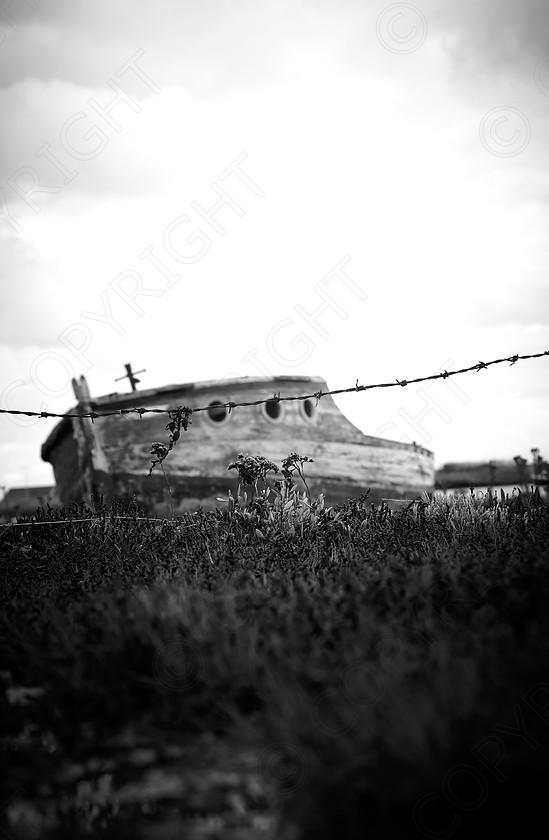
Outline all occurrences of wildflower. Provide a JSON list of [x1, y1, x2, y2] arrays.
[[281, 453, 314, 480], [150, 441, 169, 459], [281, 453, 314, 501], [148, 441, 170, 476], [227, 453, 279, 486]]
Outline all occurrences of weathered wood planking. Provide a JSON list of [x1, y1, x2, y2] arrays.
[[42, 375, 434, 510]]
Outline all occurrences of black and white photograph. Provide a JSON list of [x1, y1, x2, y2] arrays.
[[1, 1, 548, 837]]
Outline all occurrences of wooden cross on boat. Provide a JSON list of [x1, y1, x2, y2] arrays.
[[115, 363, 146, 392]]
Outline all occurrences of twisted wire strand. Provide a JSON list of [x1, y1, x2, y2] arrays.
[[0, 350, 546, 422]]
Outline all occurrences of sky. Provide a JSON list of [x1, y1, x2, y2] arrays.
[[0, 0, 548, 490]]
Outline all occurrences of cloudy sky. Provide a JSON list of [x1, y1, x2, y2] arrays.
[[1, 0, 548, 490]]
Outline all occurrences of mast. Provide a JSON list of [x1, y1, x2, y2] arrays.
[[71, 376, 112, 504]]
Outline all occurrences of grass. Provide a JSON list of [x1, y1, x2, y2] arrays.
[[1, 464, 549, 839]]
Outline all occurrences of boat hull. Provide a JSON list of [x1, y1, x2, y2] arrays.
[[42, 376, 434, 512]]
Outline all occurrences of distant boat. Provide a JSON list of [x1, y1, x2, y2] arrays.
[[0, 486, 60, 521], [435, 458, 546, 496], [41, 374, 435, 512]]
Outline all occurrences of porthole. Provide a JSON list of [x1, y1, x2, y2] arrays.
[[264, 399, 282, 421], [301, 398, 315, 421], [207, 400, 228, 423]]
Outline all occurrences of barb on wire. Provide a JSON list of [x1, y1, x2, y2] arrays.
[[0, 349, 546, 423]]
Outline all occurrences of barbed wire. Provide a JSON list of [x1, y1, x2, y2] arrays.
[[0, 349, 547, 422], [0, 516, 200, 530]]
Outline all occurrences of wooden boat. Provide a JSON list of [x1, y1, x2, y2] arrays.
[[41, 374, 434, 512]]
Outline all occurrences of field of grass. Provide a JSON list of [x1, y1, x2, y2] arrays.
[[1, 463, 549, 839]]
